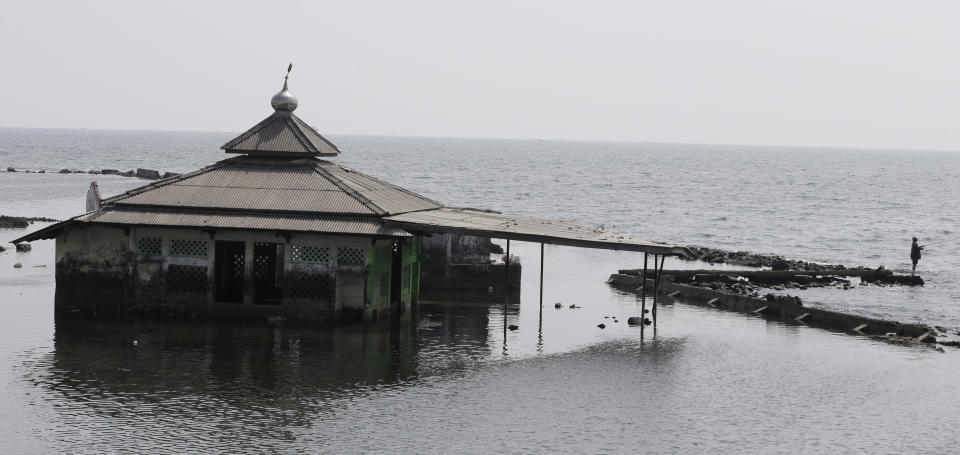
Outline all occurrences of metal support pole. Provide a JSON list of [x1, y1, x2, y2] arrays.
[[652, 254, 659, 324], [641, 252, 648, 306], [505, 239, 511, 291], [539, 243, 544, 308], [538, 244, 544, 351]]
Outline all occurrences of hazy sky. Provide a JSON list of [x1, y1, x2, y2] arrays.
[[1, 1, 958, 150]]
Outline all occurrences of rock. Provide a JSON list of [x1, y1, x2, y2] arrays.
[[6, 167, 15, 172], [88, 170, 101, 174], [508, 324, 518, 331], [554, 302, 562, 309], [101, 169, 120, 175], [15, 243, 31, 252], [643, 309, 649, 313], [58, 168, 71, 174], [162, 172, 181, 179], [935, 326, 948, 333], [627, 316, 642, 326], [136, 168, 161, 180], [597, 323, 606, 329], [771, 260, 790, 271], [13, 263, 22, 268], [0, 216, 29, 228], [37, 170, 45, 173], [0, 245, 5, 252], [120, 170, 136, 177], [643, 318, 652, 325]]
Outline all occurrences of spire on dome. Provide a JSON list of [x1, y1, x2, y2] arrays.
[[271, 63, 298, 112], [220, 64, 340, 157]]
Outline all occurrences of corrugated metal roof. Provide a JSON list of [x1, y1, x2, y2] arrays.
[[102, 157, 439, 216], [79, 207, 411, 237], [385, 208, 692, 256], [115, 186, 374, 214], [221, 112, 340, 157]]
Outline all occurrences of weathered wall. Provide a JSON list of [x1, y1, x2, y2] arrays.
[[55, 224, 133, 315], [55, 224, 412, 322]]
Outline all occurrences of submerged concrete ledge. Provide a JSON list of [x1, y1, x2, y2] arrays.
[[607, 272, 937, 346]]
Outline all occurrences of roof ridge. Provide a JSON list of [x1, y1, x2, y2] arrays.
[[101, 157, 244, 205], [290, 115, 342, 154], [308, 161, 387, 216], [282, 115, 318, 154], [221, 114, 276, 150]]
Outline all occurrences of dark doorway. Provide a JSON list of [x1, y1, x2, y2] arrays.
[[215, 241, 246, 303], [390, 241, 403, 306], [253, 242, 283, 305]]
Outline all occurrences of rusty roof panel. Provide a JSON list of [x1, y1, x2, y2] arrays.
[[80, 207, 410, 237], [385, 208, 692, 256]]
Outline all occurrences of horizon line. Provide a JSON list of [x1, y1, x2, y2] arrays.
[[0, 125, 956, 154]]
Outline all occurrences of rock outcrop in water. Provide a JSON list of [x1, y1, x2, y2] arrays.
[[683, 246, 866, 272]]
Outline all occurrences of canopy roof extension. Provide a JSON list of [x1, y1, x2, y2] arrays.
[[386, 208, 691, 257]]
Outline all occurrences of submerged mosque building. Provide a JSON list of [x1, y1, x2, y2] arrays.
[[14, 67, 688, 322]]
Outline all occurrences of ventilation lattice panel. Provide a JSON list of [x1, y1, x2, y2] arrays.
[[137, 237, 161, 256], [170, 239, 208, 257], [338, 246, 366, 267], [291, 245, 331, 264], [290, 272, 335, 305], [167, 265, 207, 295]]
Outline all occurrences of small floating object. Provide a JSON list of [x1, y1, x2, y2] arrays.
[[554, 302, 563, 309], [508, 324, 518, 331], [568, 304, 579, 309], [132, 340, 139, 346], [597, 323, 606, 329], [13, 263, 22, 268], [627, 317, 642, 326], [643, 318, 652, 325], [604, 316, 610, 319], [643, 309, 649, 314]]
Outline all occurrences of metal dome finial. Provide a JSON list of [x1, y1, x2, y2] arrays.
[[271, 63, 298, 112]]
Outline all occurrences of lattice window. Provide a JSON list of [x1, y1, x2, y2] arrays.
[[291, 245, 330, 264], [338, 246, 366, 267], [170, 239, 208, 257], [289, 272, 335, 305], [254, 253, 272, 279], [167, 265, 207, 295], [402, 264, 411, 291], [232, 252, 245, 280], [137, 237, 161, 256]]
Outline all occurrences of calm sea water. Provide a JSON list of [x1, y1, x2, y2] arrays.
[[1, 128, 958, 453]]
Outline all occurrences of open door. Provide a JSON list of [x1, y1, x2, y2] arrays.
[[215, 241, 245, 303]]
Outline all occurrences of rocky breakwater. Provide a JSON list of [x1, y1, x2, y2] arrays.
[[5, 167, 180, 180], [0, 215, 58, 229], [684, 246, 858, 272]]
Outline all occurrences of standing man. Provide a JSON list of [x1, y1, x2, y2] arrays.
[[910, 237, 923, 276]]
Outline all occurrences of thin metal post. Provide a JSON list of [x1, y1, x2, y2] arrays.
[[538, 244, 544, 351], [539, 243, 544, 308], [505, 239, 511, 291], [652, 254, 659, 324], [641, 252, 648, 305]]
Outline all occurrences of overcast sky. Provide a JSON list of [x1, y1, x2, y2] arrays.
[[1, 1, 958, 150]]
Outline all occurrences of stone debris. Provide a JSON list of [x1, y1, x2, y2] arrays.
[[15, 243, 32, 252], [13, 263, 22, 268], [683, 245, 861, 272]]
